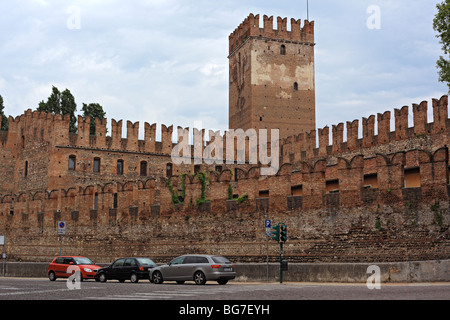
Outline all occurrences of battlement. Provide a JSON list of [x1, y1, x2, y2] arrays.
[[0, 109, 177, 155], [280, 95, 449, 162], [1, 95, 449, 166], [229, 13, 314, 55]]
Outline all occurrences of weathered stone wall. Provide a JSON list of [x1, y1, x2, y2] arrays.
[[0, 148, 448, 264], [0, 96, 449, 264]]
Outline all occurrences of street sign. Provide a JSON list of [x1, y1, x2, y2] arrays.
[[265, 220, 271, 236], [0, 235, 4, 245], [57, 221, 66, 235]]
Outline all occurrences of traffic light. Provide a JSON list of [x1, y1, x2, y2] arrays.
[[271, 224, 280, 242], [280, 224, 287, 242]]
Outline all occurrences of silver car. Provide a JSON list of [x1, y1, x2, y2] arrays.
[[151, 254, 236, 285]]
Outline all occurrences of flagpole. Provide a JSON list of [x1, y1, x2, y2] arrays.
[[307, 0, 309, 21]]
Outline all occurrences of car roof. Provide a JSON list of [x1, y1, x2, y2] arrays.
[[179, 254, 223, 258]]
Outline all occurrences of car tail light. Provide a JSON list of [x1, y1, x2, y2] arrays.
[[211, 265, 222, 269], [138, 266, 145, 271]]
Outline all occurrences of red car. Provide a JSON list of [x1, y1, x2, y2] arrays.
[[48, 256, 101, 281]]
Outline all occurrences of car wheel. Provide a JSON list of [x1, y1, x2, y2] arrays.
[[99, 273, 107, 283], [217, 280, 228, 285], [194, 271, 206, 285], [152, 271, 164, 284], [48, 271, 56, 281], [130, 273, 139, 283]]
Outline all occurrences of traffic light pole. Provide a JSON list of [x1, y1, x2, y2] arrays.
[[271, 222, 287, 284], [279, 241, 284, 284]]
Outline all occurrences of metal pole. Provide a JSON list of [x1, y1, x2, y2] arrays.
[[266, 235, 269, 282], [59, 235, 62, 256], [2, 250, 5, 277], [307, 0, 309, 21], [280, 241, 283, 284]]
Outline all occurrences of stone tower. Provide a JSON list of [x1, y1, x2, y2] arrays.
[[228, 14, 316, 139]]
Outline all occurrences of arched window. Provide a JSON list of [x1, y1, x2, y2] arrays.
[[293, 82, 298, 91], [166, 163, 173, 178], [280, 45, 286, 55]]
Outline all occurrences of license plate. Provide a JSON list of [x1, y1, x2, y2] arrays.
[[223, 267, 232, 272]]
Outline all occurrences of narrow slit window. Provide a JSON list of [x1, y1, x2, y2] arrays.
[[140, 161, 147, 176], [117, 159, 124, 175], [93, 157, 101, 173], [68, 155, 76, 171]]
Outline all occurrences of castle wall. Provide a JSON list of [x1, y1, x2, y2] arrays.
[[0, 92, 449, 264], [1, 145, 449, 263]]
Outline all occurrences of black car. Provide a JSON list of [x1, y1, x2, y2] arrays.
[[97, 257, 157, 283]]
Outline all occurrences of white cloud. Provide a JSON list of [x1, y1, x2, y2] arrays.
[[0, 0, 447, 140]]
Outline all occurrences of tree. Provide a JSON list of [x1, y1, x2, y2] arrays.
[[0, 94, 8, 131], [433, 0, 450, 93], [81, 102, 106, 135], [38, 86, 77, 133]]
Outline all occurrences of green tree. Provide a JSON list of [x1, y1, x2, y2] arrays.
[[433, 0, 450, 93], [81, 102, 106, 135], [0, 94, 8, 131], [38, 86, 77, 133]]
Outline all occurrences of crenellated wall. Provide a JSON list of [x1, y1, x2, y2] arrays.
[[229, 13, 315, 55], [281, 95, 449, 162], [0, 146, 449, 263], [0, 96, 449, 264]]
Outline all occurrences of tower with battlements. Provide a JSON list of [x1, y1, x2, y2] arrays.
[[228, 14, 316, 139]]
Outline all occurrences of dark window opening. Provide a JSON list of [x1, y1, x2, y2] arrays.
[[363, 173, 378, 189], [24, 161, 28, 177], [280, 45, 286, 55], [93, 158, 100, 173], [140, 161, 147, 176], [294, 82, 298, 91], [113, 193, 118, 209], [117, 159, 124, 175], [68, 155, 76, 171], [291, 185, 303, 196], [166, 163, 173, 178], [259, 190, 269, 198], [326, 179, 339, 194], [94, 193, 98, 210]]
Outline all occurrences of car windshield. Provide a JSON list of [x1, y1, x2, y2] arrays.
[[73, 257, 94, 265], [212, 256, 231, 264], [136, 258, 156, 266]]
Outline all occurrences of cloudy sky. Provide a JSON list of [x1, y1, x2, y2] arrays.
[[0, 0, 447, 140]]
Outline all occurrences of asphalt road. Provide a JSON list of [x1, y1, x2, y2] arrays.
[[0, 277, 449, 301]]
